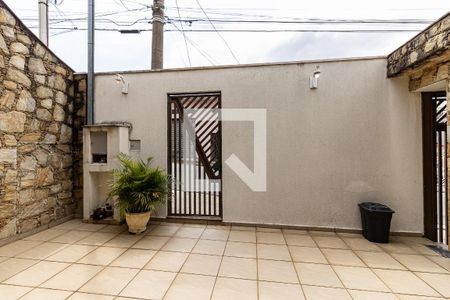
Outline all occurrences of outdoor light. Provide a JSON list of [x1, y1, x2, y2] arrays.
[[115, 74, 129, 94], [309, 66, 321, 89]]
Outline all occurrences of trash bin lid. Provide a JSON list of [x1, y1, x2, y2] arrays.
[[359, 202, 395, 213]]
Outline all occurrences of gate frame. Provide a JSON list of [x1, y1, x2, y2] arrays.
[[166, 91, 223, 220], [422, 91, 448, 244]]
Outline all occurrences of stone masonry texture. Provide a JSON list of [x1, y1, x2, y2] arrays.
[[0, 1, 86, 239]]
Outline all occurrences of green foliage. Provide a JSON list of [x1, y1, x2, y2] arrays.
[[109, 154, 169, 217]]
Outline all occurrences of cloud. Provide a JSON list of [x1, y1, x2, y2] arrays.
[[263, 31, 415, 62]]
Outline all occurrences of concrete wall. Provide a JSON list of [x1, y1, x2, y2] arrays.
[[94, 58, 423, 233]]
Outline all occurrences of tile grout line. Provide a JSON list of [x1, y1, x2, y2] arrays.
[[281, 226, 306, 300], [208, 226, 231, 300]]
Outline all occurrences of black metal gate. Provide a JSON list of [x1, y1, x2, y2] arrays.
[[423, 92, 448, 245], [434, 94, 448, 245], [167, 92, 222, 218]]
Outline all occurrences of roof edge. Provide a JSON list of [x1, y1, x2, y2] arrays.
[[0, 0, 75, 73], [86, 55, 387, 76]]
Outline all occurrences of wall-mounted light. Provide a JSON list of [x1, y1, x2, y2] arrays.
[[114, 74, 129, 94], [309, 66, 321, 89]]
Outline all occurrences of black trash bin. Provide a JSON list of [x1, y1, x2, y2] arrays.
[[359, 202, 395, 243]]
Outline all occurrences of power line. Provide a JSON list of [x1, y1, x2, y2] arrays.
[[175, 0, 191, 67], [170, 22, 219, 65], [194, 0, 240, 64]]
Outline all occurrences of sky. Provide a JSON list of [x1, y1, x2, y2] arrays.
[[2, 0, 449, 72]]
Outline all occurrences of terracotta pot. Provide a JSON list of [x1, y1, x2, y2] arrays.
[[125, 211, 151, 234]]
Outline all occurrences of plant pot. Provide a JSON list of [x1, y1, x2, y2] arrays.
[[125, 211, 151, 234]]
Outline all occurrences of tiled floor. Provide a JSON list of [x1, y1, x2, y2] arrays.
[[0, 219, 449, 299]]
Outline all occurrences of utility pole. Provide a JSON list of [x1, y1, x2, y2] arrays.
[[38, 0, 49, 45], [87, 0, 94, 125], [151, 0, 164, 69]]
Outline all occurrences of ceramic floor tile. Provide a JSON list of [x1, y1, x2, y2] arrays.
[[161, 237, 197, 252], [132, 236, 170, 250], [231, 225, 256, 231], [24, 229, 66, 242], [40, 264, 102, 291], [356, 251, 406, 270], [309, 231, 338, 237], [409, 244, 441, 256], [257, 244, 292, 261], [174, 227, 204, 239], [144, 251, 189, 272], [211, 277, 257, 300], [428, 255, 450, 272], [0, 240, 42, 257], [218, 256, 257, 280], [228, 230, 256, 243], [5, 261, 69, 287], [416, 272, 450, 297], [0, 258, 38, 282], [76, 223, 107, 232], [224, 241, 256, 258], [75, 232, 118, 246], [257, 227, 282, 233], [103, 234, 143, 248], [46, 244, 97, 263], [379, 242, 418, 254], [98, 225, 127, 234], [333, 265, 390, 292], [77, 246, 126, 265], [201, 229, 230, 241], [295, 262, 343, 288], [257, 232, 286, 244], [50, 230, 93, 244], [258, 259, 298, 283], [322, 249, 365, 266], [289, 246, 328, 264], [0, 284, 32, 300], [348, 290, 399, 300], [373, 269, 440, 297], [16, 242, 68, 260], [284, 234, 317, 247], [343, 237, 383, 252], [20, 288, 72, 300], [79, 266, 139, 295], [282, 229, 309, 235], [192, 239, 226, 255], [391, 254, 448, 273], [67, 292, 115, 300], [313, 236, 348, 249], [164, 273, 215, 300], [396, 295, 444, 300], [302, 285, 351, 300], [120, 269, 176, 299], [110, 248, 156, 269], [53, 219, 83, 230], [181, 253, 222, 276], [258, 281, 305, 300], [147, 225, 179, 237]]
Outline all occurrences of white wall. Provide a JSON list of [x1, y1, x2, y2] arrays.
[[94, 58, 423, 233]]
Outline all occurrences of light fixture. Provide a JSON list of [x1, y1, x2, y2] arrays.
[[309, 66, 321, 89], [115, 74, 129, 94]]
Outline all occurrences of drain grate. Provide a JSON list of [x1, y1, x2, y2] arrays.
[[426, 245, 450, 258]]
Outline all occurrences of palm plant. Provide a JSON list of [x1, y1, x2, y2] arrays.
[[108, 154, 169, 217]]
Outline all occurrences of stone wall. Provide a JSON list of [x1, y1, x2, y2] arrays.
[[0, 2, 85, 239], [387, 12, 450, 77]]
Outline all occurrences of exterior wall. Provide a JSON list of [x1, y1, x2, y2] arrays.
[[0, 2, 84, 239], [94, 58, 423, 233]]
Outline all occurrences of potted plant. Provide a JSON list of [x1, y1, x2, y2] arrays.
[[109, 154, 169, 234]]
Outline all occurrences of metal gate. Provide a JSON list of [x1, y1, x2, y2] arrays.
[[434, 93, 448, 245], [167, 92, 222, 218]]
